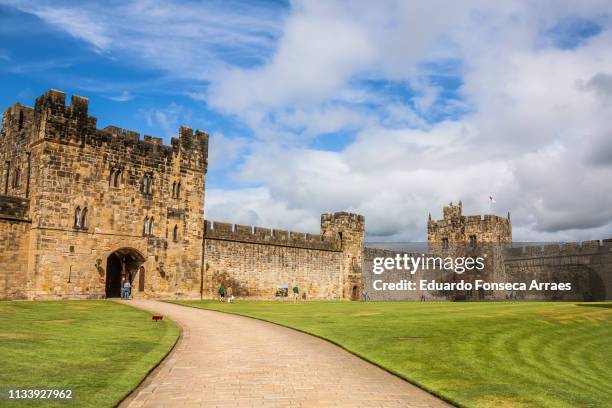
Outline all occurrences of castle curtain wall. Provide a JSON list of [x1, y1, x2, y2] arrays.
[[502, 241, 612, 301], [203, 238, 344, 300], [203, 213, 365, 300], [361, 241, 612, 301]]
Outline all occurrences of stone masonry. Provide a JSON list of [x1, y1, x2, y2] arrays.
[[362, 202, 611, 301], [427, 201, 512, 252], [0, 90, 207, 299], [202, 212, 365, 300], [0, 90, 364, 300]]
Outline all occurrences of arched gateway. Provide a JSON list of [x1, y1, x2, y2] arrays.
[[105, 248, 146, 298]]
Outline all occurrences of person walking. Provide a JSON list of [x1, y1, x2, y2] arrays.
[[226, 285, 234, 303], [292, 284, 299, 303], [123, 279, 131, 300], [218, 283, 225, 302]]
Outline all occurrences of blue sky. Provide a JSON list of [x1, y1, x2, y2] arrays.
[[1, 1, 612, 241]]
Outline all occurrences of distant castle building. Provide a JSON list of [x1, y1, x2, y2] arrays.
[[427, 201, 511, 251], [0, 91, 609, 301]]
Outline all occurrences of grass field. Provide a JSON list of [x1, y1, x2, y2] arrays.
[[0, 300, 179, 408], [173, 300, 612, 408]]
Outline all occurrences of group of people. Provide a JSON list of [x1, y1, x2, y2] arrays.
[[218, 283, 307, 302], [217, 283, 235, 303]]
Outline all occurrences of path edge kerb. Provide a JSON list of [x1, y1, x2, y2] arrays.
[[165, 301, 459, 408], [114, 301, 183, 408]]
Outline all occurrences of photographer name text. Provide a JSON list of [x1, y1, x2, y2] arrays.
[[372, 279, 572, 291]]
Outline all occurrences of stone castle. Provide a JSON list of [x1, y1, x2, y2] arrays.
[[364, 201, 611, 301], [427, 201, 512, 250], [0, 91, 610, 301], [0, 90, 364, 300]]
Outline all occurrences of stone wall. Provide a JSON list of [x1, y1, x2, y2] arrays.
[[362, 247, 449, 301], [0, 103, 34, 199], [0, 196, 31, 299], [203, 239, 343, 299], [0, 89, 208, 299], [321, 212, 365, 300], [428, 201, 512, 253], [203, 212, 364, 300], [502, 240, 612, 301], [204, 220, 340, 251], [362, 240, 612, 301]]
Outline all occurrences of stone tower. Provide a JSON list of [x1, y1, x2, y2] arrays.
[[0, 89, 208, 299], [427, 201, 511, 252], [321, 212, 365, 300]]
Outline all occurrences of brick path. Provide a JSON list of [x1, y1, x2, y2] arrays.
[[121, 300, 452, 408]]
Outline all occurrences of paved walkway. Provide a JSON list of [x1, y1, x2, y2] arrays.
[[121, 300, 452, 408]]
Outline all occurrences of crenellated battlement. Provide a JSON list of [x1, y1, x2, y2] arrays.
[[363, 247, 419, 261], [505, 239, 612, 258], [321, 211, 365, 224], [204, 220, 341, 251], [428, 201, 512, 245], [1, 90, 209, 172]]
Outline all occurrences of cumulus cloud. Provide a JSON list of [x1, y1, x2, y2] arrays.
[[203, 1, 612, 241]]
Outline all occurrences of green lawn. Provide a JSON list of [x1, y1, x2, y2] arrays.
[[0, 301, 179, 408], [172, 300, 612, 408]]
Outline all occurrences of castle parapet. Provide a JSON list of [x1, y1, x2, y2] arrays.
[[103, 125, 140, 141], [428, 201, 512, 244], [12, 90, 209, 173], [321, 212, 365, 224], [204, 220, 341, 251], [466, 215, 482, 223], [363, 247, 419, 260], [504, 239, 612, 259], [177, 125, 208, 170]]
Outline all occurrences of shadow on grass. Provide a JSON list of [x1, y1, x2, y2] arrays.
[[575, 303, 612, 309]]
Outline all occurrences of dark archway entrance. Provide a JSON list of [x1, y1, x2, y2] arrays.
[[351, 285, 358, 301], [105, 248, 146, 298]]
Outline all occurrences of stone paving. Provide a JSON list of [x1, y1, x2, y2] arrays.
[[121, 300, 452, 408]]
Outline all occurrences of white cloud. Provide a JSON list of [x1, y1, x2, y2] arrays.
[[107, 91, 133, 102], [3, 0, 285, 76], [205, 187, 319, 232], [9, 3, 112, 51], [205, 1, 612, 241], [207, 132, 250, 170], [142, 102, 192, 136]]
